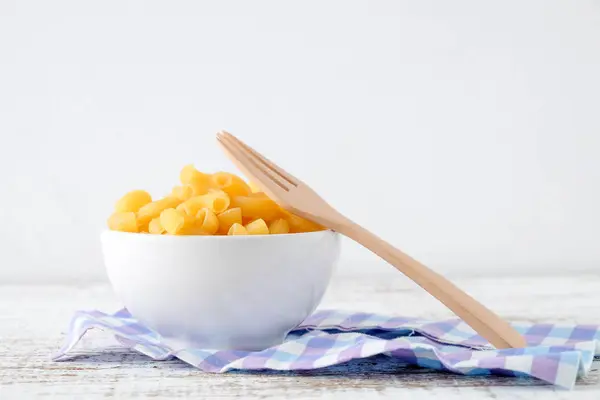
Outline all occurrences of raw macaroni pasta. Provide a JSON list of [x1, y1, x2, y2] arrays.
[[107, 165, 325, 236]]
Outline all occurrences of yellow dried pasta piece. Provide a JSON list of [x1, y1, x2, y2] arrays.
[[180, 164, 211, 196], [242, 216, 257, 226], [188, 208, 219, 235], [148, 217, 165, 235], [108, 212, 138, 233], [268, 218, 290, 234], [285, 212, 324, 233], [227, 223, 248, 236], [248, 191, 269, 198], [160, 208, 195, 235], [248, 181, 262, 193], [245, 218, 269, 235], [211, 172, 251, 197], [115, 190, 152, 213], [217, 207, 242, 235], [137, 197, 183, 226], [171, 185, 195, 201], [177, 191, 230, 216], [206, 189, 231, 213], [230, 195, 281, 221]]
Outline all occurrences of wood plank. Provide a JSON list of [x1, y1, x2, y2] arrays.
[[0, 273, 599, 399]]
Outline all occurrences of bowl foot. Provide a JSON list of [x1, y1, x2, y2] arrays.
[[161, 331, 289, 352]]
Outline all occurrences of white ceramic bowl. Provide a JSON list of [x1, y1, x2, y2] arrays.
[[101, 230, 340, 351]]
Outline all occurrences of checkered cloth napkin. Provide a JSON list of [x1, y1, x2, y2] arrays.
[[53, 309, 599, 389]]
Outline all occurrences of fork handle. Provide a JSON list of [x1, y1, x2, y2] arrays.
[[333, 219, 526, 349]]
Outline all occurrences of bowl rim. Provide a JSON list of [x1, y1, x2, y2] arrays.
[[101, 229, 337, 241]]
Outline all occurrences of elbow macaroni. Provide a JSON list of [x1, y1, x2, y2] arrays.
[[148, 217, 165, 235], [268, 218, 290, 234], [245, 218, 269, 235], [180, 165, 211, 196], [108, 164, 326, 235], [227, 223, 248, 236], [211, 172, 252, 197], [115, 190, 152, 213], [171, 185, 195, 201], [191, 208, 219, 235], [176, 190, 231, 216], [108, 212, 138, 233], [230, 195, 281, 221], [136, 196, 183, 229], [217, 208, 242, 235]]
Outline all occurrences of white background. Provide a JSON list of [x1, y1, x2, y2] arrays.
[[1, 0, 599, 283]]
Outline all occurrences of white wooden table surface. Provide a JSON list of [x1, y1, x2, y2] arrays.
[[1, 272, 599, 399]]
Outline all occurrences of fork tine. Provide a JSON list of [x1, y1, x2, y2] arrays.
[[216, 134, 290, 193], [221, 131, 300, 186], [218, 133, 293, 191], [216, 135, 283, 193]]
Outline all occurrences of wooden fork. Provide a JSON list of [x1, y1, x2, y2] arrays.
[[216, 131, 526, 349]]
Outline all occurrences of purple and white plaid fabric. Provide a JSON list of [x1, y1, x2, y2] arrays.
[[54, 309, 599, 389]]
